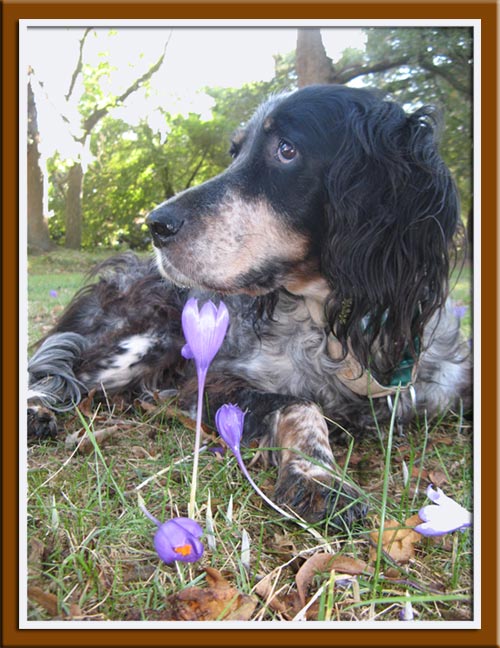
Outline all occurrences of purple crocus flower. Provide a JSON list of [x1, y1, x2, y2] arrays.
[[453, 304, 468, 321], [215, 404, 326, 540], [140, 501, 204, 564], [181, 298, 229, 383], [215, 404, 272, 507], [215, 403, 246, 456], [181, 298, 229, 518], [49, 290, 58, 298], [215, 404, 307, 524], [414, 484, 472, 536]]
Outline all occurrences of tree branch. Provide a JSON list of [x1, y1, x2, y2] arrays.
[[183, 150, 208, 190], [78, 33, 172, 142], [417, 58, 471, 96], [334, 55, 470, 99], [66, 28, 92, 102], [333, 57, 411, 84]]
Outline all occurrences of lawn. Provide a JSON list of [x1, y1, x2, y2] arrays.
[[25, 248, 474, 623]]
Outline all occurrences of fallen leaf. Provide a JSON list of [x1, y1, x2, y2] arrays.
[[77, 388, 97, 417], [383, 567, 401, 579], [28, 586, 82, 619], [130, 445, 157, 460], [429, 470, 448, 488], [28, 538, 45, 578], [162, 404, 216, 441], [164, 567, 257, 621], [28, 586, 58, 617], [411, 466, 428, 480], [435, 436, 454, 446], [369, 518, 422, 564], [134, 398, 158, 412], [405, 513, 424, 528], [253, 574, 302, 619], [121, 563, 156, 584], [295, 553, 367, 606], [253, 573, 288, 615], [65, 424, 130, 453]]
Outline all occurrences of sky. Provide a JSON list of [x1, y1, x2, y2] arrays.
[[24, 25, 367, 162]]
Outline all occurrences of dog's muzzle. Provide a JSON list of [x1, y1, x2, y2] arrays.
[[146, 203, 185, 247]]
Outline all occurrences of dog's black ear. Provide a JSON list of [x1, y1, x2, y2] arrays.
[[321, 101, 462, 380]]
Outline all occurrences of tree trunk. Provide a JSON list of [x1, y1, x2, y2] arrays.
[[59, 34, 171, 247], [27, 79, 52, 252], [296, 29, 333, 87], [64, 162, 83, 249]]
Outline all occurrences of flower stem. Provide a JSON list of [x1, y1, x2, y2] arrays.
[[235, 454, 323, 541], [188, 371, 206, 519], [137, 494, 161, 527]]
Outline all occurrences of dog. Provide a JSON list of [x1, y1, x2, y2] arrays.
[[27, 84, 471, 528]]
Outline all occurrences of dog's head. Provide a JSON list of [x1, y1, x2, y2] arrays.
[[147, 84, 461, 373]]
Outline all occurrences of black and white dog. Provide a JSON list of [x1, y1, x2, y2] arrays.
[[28, 85, 471, 527]]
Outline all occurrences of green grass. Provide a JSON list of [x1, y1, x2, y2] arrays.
[[450, 260, 472, 340], [26, 248, 474, 623]]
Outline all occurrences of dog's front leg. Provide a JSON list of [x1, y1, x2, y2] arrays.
[[237, 392, 367, 529]]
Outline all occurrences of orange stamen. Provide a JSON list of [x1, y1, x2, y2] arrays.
[[174, 544, 192, 556]]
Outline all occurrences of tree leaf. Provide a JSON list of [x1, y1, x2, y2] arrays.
[[370, 518, 422, 564], [295, 552, 367, 607], [165, 567, 257, 621]]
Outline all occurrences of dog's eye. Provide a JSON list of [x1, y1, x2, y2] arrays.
[[276, 139, 297, 163]]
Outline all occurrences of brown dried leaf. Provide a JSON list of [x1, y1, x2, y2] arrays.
[[295, 553, 367, 607], [254, 573, 288, 615], [134, 398, 158, 412], [77, 388, 97, 417], [28, 538, 45, 578], [429, 470, 448, 488], [369, 518, 422, 564], [162, 404, 215, 441], [65, 424, 122, 453], [130, 445, 156, 460], [28, 586, 58, 617], [121, 563, 156, 584], [411, 466, 428, 480], [254, 574, 302, 619], [165, 567, 257, 621], [405, 513, 424, 529], [383, 567, 401, 579], [28, 586, 82, 619], [436, 436, 454, 446]]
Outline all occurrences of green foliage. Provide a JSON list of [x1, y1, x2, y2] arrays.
[[207, 82, 277, 130], [354, 27, 473, 217], [79, 59, 117, 121]]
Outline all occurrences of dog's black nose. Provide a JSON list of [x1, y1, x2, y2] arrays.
[[146, 204, 185, 246]]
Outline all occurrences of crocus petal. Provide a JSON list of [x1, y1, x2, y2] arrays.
[[153, 517, 204, 564], [181, 298, 229, 373], [171, 516, 204, 539], [414, 485, 472, 536], [197, 300, 230, 368], [181, 343, 194, 360], [453, 305, 468, 320], [215, 403, 245, 455]]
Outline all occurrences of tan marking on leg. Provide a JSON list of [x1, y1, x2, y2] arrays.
[[270, 402, 366, 525], [275, 403, 334, 469]]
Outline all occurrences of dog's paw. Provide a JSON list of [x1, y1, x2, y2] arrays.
[[274, 462, 367, 529], [27, 406, 58, 441]]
